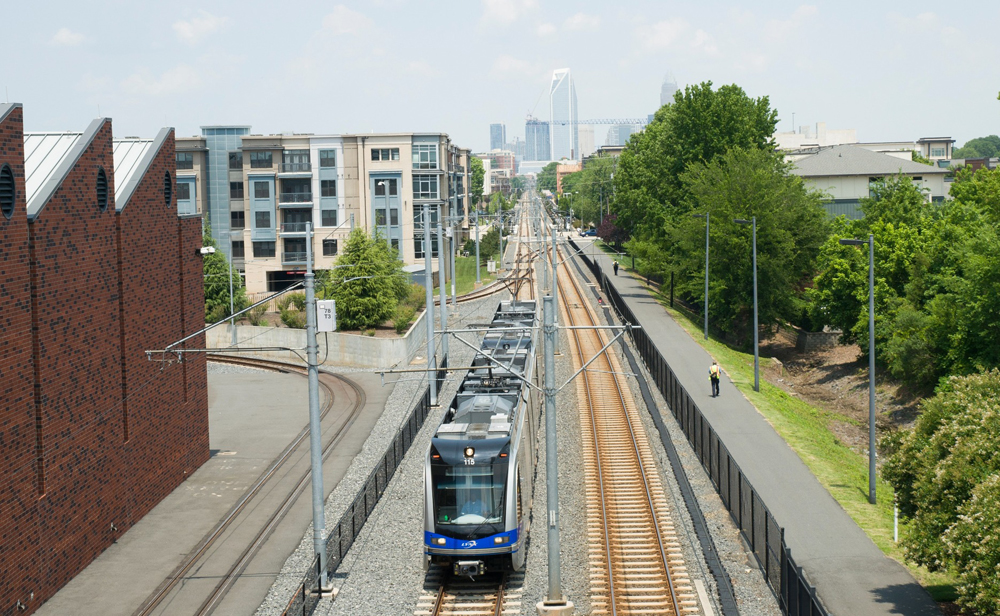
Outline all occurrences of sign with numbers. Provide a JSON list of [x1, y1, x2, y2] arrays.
[[317, 300, 337, 332]]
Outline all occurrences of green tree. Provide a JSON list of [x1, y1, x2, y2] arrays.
[[202, 222, 248, 323], [676, 148, 828, 346], [612, 81, 779, 239], [883, 370, 1000, 612], [952, 134, 1000, 159], [318, 228, 408, 330], [478, 227, 501, 265], [470, 157, 485, 205], [537, 162, 558, 192]]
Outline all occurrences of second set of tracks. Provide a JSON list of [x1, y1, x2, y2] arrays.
[[133, 356, 367, 616]]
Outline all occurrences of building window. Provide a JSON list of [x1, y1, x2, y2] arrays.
[[231, 211, 245, 229], [412, 144, 438, 170], [254, 181, 270, 199], [931, 147, 946, 158], [320, 150, 336, 168], [176, 182, 191, 201], [231, 240, 245, 258], [321, 209, 337, 227], [371, 148, 400, 161], [375, 209, 386, 225], [253, 241, 275, 258], [323, 239, 338, 256], [163, 172, 172, 206], [176, 152, 194, 169], [229, 151, 242, 169], [230, 181, 244, 199], [413, 175, 438, 200], [390, 238, 399, 251], [255, 211, 271, 228], [321, 179, 337, 197], [1, 164, 15, 219], [390, 209, 399, 226], [250, 151, 272, 168], [375, 178, 398, 196]]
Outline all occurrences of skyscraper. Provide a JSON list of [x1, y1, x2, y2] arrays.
[[660, 73, 678, 107], [549, 68, 578, 160], [490, 123, 506, 151], [578, 125, 595, 159], [525, 115, 550, 162]]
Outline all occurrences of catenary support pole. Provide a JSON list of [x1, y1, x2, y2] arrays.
[[424, 207, 437, 406], [475, 210, 481, 284], [229, 232, 237, 346], [304, 223, 329, 590], [703, 213, 709, 340], [450, 224, 457, 308], [538, 295, 572, 614], [752, 216, 759, 392], [438, 220, 448, 360], [551, 223, 560, 355]]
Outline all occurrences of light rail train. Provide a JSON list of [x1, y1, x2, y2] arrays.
[[423, 300, 541, 576]]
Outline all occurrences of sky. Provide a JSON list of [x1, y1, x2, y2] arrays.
[[3, 1, 999, 153]]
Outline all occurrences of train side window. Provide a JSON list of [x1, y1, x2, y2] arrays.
[[516, 466, 523, 523]]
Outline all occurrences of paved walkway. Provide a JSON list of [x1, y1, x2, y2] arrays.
[[578, 239, 940, 616]]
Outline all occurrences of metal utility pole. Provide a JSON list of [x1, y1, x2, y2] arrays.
[[475, 210, 481, 284], [437, 220, 449, 360], [841, 234, 877, 504], [735, 217, 759, 392], [303, 223, 329, 590], [693, 212, 709, 340], [551, 223, 560, 355], [423, 206, 437, 406], [540, 294, 571, 613], [450, 224, 457, 308], [229, 233, 237, 346]]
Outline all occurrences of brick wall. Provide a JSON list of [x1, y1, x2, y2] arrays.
[[0, 114, 209, 614], [0, 105, 42, 611]]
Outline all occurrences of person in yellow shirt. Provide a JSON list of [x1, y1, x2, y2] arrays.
[[709, 361, 721, 397]]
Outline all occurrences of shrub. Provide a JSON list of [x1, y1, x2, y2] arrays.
[[246, 303, 268, 326], [206, 304, 228, 324], [288, 292, 306, 312], [277, 295, 293, 311], [405, 283, 426, 311], [393, 305, 416, 335], [280, 308, 306, 329]]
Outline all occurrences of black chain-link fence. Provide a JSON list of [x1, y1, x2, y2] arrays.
[[575, 241, 826, 616]]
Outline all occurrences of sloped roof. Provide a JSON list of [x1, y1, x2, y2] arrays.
[[0, 102, 21, 123], [113, 138, 154, 203], [790, 144, 948, 178], [24, 118, 109, 219]]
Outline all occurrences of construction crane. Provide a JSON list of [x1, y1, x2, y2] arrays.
[[550, 118, 647, 125]]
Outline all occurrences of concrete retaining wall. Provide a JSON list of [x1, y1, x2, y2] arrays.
[[796, 329, 841, 352], [206, 310, 428, 369]]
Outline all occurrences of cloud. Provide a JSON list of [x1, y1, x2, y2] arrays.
[[536, 23, 556, 36], [481, 0, 537, 26], [406, 60, 438, 77], [51, 27, 84, 46], [635, 18, 690, 53], [322, 5, 374, 35], [564, 13, 600, 31], [121, 65, 201, 97], [763, 5, 818, 42], [489, 54, 542, 80], [692, 29, 719, 56], [173, 11, 228, 44]]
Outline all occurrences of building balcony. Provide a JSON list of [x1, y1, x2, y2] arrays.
[[279, 192, 312, 204], [279, 162, 312, 174], [280, 222, 310, 234], [282, 251, 309, 264]]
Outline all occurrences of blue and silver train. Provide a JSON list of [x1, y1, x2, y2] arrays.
[[423, 300, 541, 576]]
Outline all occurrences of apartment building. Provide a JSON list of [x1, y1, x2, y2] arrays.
[[176, 129, 471, 293]]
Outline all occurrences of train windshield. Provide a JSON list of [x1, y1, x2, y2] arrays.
[[432, 461, 507, 534]]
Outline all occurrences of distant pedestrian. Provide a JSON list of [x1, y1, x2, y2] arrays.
[[597, 296, 604, 307], [709, 361, 721, 397], [613, 260, 619, 276]]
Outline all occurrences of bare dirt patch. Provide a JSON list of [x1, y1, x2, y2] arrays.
[[760, 327, 924, 455]]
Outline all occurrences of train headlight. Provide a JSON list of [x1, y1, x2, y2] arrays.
[[494, 535, 506, 545], [464, 447, 475, 458], [434, 537, 447, 546]]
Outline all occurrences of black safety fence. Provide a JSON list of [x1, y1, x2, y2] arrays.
[[571, 240, 827, 616], [282, 384, 434, 616]]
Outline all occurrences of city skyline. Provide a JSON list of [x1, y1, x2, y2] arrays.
[[3, 2, 999, 153]]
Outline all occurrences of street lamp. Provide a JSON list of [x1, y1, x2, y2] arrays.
[[692, 213, 709, 340], [840, 234, 876, 505], [734, 217, 759, 392]]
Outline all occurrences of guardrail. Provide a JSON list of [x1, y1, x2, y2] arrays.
[[571, 239, 827, 616], [282, 360, 448, 616]]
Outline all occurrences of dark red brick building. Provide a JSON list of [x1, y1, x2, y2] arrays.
[[0, 103, 209, 613]]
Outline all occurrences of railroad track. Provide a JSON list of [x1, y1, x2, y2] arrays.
[[557, 242, 699, 616], [415, 568, 523, 616], [133, 356, 367, 616]]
